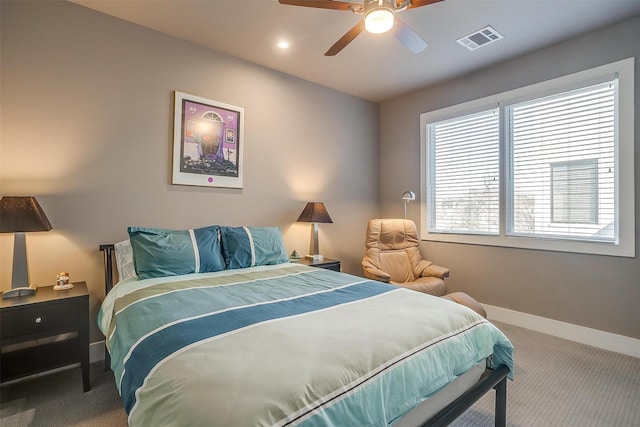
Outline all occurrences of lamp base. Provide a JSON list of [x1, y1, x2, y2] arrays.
[[305, 254, 324, 261], [2, 286, 37, 299]]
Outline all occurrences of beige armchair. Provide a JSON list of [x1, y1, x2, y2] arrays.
[[362, 218, 486, 317], [362, 218, 449, 295]]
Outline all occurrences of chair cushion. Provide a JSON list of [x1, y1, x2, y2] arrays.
[[391, 276, 447, 296], [366, 218, 420, 251], [378, 250, 415, 283]]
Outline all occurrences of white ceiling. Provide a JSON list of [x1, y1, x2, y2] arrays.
[[71, 0, 640, 102]]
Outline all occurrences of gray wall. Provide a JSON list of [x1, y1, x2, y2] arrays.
[[2, 0, 637, 344], [380, 16, 640, 339], [0, 1, 379, 341]]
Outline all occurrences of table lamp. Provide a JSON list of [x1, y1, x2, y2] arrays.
[[0, 196, 52, 299], [296, 202, 333, 261]]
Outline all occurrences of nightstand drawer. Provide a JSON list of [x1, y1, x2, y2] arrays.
[[0, 300, 79, 339], [317, 261, 340, 272], [296, 258, 341, 272]]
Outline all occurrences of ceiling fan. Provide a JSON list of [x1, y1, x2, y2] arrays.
[[278, 0, 444, 56]]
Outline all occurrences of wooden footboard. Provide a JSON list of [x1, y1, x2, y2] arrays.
[[99, 244, 508, 426]]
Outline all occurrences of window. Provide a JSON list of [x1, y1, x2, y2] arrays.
[[420, 58, 634, 257], [427, 109, 500, 234], [508, 81, 615, 241]]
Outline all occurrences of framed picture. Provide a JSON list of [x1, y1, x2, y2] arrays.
[[172, 91, 244, 188]]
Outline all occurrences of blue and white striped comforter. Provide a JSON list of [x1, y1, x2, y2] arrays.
[[98, 263, 513, 426]]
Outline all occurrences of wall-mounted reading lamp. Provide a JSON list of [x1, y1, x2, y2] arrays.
[[402, 190, 415, 219]]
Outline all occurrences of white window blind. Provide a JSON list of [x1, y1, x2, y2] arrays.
[[427, 108, 500, 234], [508, 80, 616, 242], [421, 58, 633, 257]]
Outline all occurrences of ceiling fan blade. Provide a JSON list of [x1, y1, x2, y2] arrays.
[[404, 0, 444, 10], [325, 21, 365, 56], [278, 0, 356, 11], [392, 18, 427, 53]]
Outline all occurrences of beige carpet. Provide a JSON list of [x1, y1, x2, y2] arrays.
[[0, 361, 126, 426], [451, 322, 640, 427], [1, 321, 638, 426]]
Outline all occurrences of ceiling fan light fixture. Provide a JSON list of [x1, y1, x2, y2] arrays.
[[364, 1, 395, 34]]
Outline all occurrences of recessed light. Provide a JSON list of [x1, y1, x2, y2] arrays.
[[277, 41, 290, 49]]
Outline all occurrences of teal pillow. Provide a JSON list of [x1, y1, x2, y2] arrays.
[[128, 226, 225, 279], [220, 226, 288, 269]]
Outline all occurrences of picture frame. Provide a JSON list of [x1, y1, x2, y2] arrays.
[[172, 91, 244, 188]]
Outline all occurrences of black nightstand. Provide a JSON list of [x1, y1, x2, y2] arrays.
[[296, 258, 341, 272], [0, 282, 90, 391]]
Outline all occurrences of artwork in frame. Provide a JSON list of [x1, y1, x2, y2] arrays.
[[172, 91, 244, 188]]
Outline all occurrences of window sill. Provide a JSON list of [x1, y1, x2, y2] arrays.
[[421, 231, 634, 258]]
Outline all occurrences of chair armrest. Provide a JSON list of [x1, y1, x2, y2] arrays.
[[424, 263, 450, 278], [362, 263, 391, 283], [415, 260, 450, 279]]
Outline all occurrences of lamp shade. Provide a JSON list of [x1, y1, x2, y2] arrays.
[[402, 191, 416, 201], [0, 196, 53, 233], [296, 202, 333, 224]]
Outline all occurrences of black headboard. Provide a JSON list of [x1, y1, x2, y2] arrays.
[[99, 244, 115, 294]]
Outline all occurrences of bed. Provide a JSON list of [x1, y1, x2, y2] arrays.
[[98, 225, 513, 426]]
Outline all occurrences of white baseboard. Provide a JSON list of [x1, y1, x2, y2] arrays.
[[484, 304, 640, 359]]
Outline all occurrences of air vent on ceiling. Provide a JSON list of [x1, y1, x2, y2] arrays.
[[457, 26, 504, 51]]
